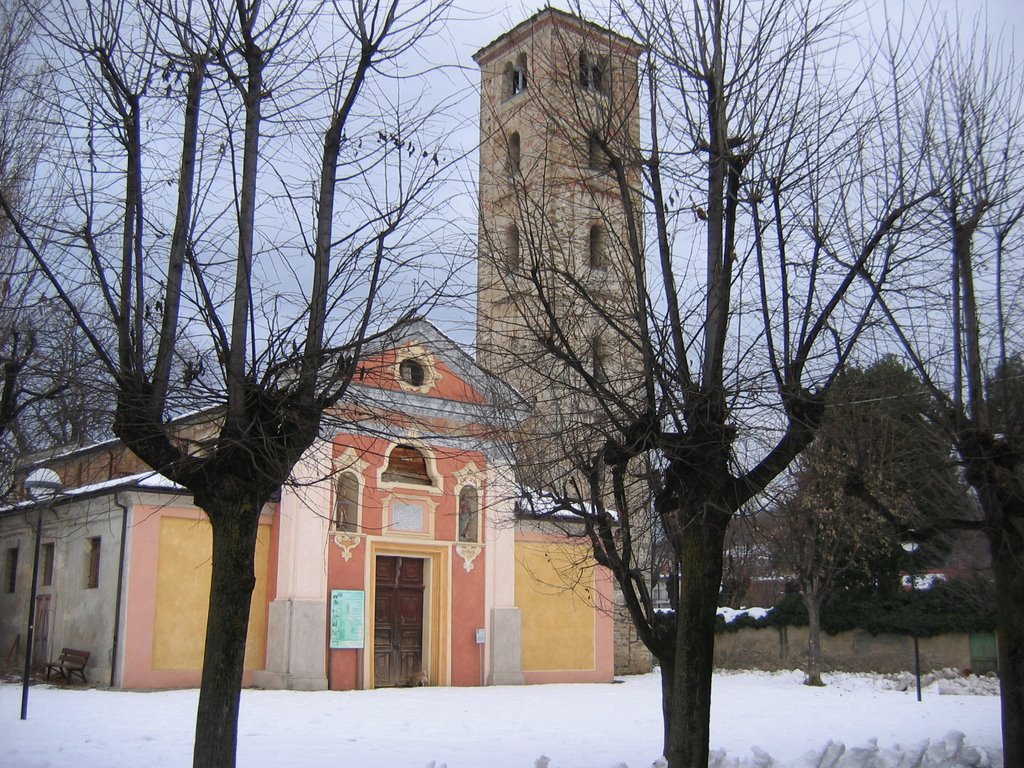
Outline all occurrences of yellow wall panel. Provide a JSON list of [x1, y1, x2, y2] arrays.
[[515, 542, 595, 671], [152, 517, 269, 671]]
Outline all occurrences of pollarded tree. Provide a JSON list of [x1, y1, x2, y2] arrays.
[[485, 2, 930, 766], [765, 357, 968, 686], [871, 20, 1024, 764], [0, 0, 454, 766]]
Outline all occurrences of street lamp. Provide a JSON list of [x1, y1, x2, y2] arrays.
[[901, 539, 922, 702], [20, 468, 63, 721]]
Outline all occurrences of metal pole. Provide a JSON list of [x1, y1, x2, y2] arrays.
[[901, 539, 922, 703], [910, 559, 922, 702], [913, 634, 922, 702], [20, 468, 62, 720], [110, 495, 130, 687], [20, 502, 45, 720]]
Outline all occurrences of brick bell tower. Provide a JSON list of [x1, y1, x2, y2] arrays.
[[474, 11, 653, 675], [473, 9, 642, 406], [473, 10, 638, 397]]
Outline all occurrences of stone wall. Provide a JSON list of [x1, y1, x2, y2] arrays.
[[612, 599, 653, 675], [714, 626, 977, 674]]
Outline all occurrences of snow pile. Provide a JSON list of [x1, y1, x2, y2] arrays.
[[543, 732, 998, 768], [875, 668, 1001, 696], [938, 676, 1001, 697], [704, 731, 995, 768]]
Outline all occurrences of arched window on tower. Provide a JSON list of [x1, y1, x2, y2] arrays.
[[589, 223, 604, 269], [510, 53, 528, 96], [334, 471, 360, 532], [587, 132, 604, 171], [506, 222, 521, 269], [579, 50, 606, 94], [458, 486, 479, 542], [503, 61, 514, 93], [382, 444, 433, 485], [508, 131, 521, 176], [591, 334, 607, 384]]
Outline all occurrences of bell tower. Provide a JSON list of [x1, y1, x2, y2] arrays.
[[473, 9, 653, 678], [473, 10, 643, 467]]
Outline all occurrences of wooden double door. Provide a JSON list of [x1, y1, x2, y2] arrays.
[[373, 556, 424, 687]]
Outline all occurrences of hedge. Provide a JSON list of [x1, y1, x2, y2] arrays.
[[715, 579, 996, 637]]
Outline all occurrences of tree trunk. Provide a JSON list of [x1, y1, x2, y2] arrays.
[[803, 592, 825, 686], [192, 503, 260, 768], [664, 509, 729, 768], [659, 654, 675, 758], [990, 519, 1024, 768]]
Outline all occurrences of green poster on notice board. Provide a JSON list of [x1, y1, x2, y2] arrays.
[[330, 589, 365, 649]]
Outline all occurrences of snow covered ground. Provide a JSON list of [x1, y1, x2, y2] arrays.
[[2, 669, 1001, 768]]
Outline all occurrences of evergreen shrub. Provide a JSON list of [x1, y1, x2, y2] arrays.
[[716, 579, 996, 637]]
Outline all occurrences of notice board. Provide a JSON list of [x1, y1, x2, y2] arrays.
[[330, 589, 365, 649]]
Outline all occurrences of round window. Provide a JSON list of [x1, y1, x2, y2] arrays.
[[399, 358, 426, 387]]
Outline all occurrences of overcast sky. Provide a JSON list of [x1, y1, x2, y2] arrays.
[[404, 0, 1024, 343], [441, 0, 1023, 68]]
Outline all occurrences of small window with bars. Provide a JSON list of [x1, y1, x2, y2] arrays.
[[4, 547, 17, 593], [86, 537, 101, 589], [41, 543, 55, 587]]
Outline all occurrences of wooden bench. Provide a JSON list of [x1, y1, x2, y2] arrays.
[[45, 648, 90, 684]]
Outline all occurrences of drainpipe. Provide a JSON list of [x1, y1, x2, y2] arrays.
[[110, 494, 130, 688]]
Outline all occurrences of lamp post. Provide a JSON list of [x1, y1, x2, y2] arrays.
[[20, 468, 63, 720], [901, 540, 922, 702]]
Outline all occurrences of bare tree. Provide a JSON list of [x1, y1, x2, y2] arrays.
[[764, 485, 876, 686], [869, 19, 1024, 764], [482, 2, 928, 766], [0, 291, 114, 492], [0, 0, 35, 222], [765, 357, 966, 686], [0, 0, 109, 492], [0, 0, 44, 459], [718, 518, 763, 608], [0, 0, 454, 765]]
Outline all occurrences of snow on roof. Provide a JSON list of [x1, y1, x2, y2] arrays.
[[1, 470, 186, 515], [717, 606, 773, 624], [66, 470, 185, 496], [902, 573, 948, 590], [514, 487, 617, 521]]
